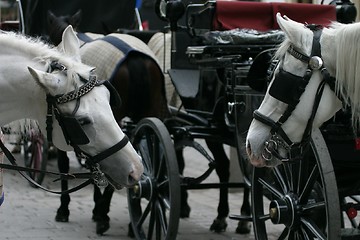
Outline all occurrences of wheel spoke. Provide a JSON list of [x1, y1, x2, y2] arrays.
[[147, 201, 156, 240], [300, 225, 312, 240], [302, 201, 325, 212], [300, 217, 326, 240], [288, 229, 295, 240], [299, 165, 319, 204], [138, 200, 152, 228], [278, 227, 289, 240], [156, 200, 168, 237], [258, 177, 284, 199], [156, 154, 165, 180], [273, 166, 288, 193], [158, 192, 171, 210], [138, 143, 152, 176]]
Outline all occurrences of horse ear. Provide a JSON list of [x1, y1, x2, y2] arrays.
[[276, 13, 306, 44], [47, 10, 56, 25], [61, 25, 81, 62], [70, 10, 82, 28], [27, 67, 63, 95]]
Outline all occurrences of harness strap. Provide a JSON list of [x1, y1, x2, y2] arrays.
[[0, 139, 93, 194], [85, 135, 129, 165]]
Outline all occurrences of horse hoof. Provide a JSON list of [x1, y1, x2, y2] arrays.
[[96, 220, 110, 235], [11, 145, 21, 154], [128, 222, 135, 238], [235, 221, 251, 234], [210, 218, 227, 232], [55, 208, 69, 222], [180, 204, 191, 218]]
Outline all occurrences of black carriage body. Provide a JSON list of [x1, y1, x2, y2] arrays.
[[21, 0, 136, 36]]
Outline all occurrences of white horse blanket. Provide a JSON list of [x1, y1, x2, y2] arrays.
[[77, 33, 161, 82]]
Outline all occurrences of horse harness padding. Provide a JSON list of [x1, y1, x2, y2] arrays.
[[253, 25, 337, 163], [0, 61, 126, 194]]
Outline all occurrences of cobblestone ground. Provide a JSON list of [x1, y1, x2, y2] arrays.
[[0, 143, 285, 240]]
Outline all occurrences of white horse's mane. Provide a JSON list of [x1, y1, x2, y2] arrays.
[[0, 31, 80, 92], [274, 21, 360, 131], [331, 22, 360, 130]]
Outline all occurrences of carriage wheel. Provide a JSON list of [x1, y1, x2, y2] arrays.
[[128, 117, 180, 240], [252, 128, 341, 240], [23, 131, 48, 187]]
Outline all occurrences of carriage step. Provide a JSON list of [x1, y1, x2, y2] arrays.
[[229, 214, 252, 222], [341, 228, 360, 240]]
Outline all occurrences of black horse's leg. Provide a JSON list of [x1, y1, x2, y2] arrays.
[[236, 186, 251, 234], [92, 185, 114, 235], [176, 147, 191, 218], [206, 141, 230, 232], [55, 150, 70, 222]]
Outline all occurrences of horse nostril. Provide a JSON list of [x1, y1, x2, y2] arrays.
[[128, 175, 136, 186], [128, 170, 139, 186], [246, 141, 252, 156]]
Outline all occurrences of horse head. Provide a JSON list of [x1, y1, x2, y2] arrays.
[[246, 13, 346, 167], [27, 26, 143, 188], [47, 10, 82, 45]]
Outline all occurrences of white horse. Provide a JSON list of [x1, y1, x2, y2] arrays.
[[246, 13, 359, 167], [0, 26, 143, 189]]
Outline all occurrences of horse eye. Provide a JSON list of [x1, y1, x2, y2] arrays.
[[78, 117, 92, 126], [49, 62, 67, 72]]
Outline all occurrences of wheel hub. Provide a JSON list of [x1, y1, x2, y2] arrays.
[[269, 193, 300, 228], [132, 176, 154, 200]]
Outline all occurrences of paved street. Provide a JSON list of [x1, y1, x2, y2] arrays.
[[0, 142, 282, 240]]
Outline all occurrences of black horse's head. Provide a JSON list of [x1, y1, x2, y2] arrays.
[[47, 10, 82, 45]]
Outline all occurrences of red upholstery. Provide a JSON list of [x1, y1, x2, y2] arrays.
[[213, 1, 337, 31]]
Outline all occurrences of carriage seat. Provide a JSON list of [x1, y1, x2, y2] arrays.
[[212, 1, 336, 32], [186, 1, 339, 93], [171, 1, 340, 113]]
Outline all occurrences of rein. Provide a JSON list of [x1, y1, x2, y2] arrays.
[[253, 25, 337, 163], [0, 62, 126, 194]]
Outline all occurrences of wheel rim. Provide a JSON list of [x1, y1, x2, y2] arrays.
[[128, 118, 180, 240], [23, 132, 47, 185], [252, 129, 341, 240]]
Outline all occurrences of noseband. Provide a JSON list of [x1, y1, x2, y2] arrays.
[[46, 62, 128, 187], [253, 25, 337, 163]]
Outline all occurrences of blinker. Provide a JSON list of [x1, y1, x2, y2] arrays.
[[309, 56, 323, 70], [58, 115, 90, 145]]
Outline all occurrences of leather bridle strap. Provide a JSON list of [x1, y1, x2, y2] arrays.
[[253, 26, 334, 162], [81, 135, 130, 166]]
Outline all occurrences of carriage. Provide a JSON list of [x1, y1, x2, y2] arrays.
[[2, 0, 360, 239]]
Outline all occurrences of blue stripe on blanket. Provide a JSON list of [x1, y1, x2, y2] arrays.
[[77, 33, 94, 43], [0, 192, 4, 206], [100, 36, 133, 55]]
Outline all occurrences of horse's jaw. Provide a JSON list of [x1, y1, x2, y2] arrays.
[[99, 144, 143, 189]]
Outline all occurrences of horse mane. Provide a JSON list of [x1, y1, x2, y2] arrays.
[[0, 31, 80, 92], [330, 22, 360, 130], [274, 22, 360, 131], [274, 38, 291, 61]]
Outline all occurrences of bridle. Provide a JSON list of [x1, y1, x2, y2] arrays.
[[0, 61, 126, 194], [253, 25, 337, 163]]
